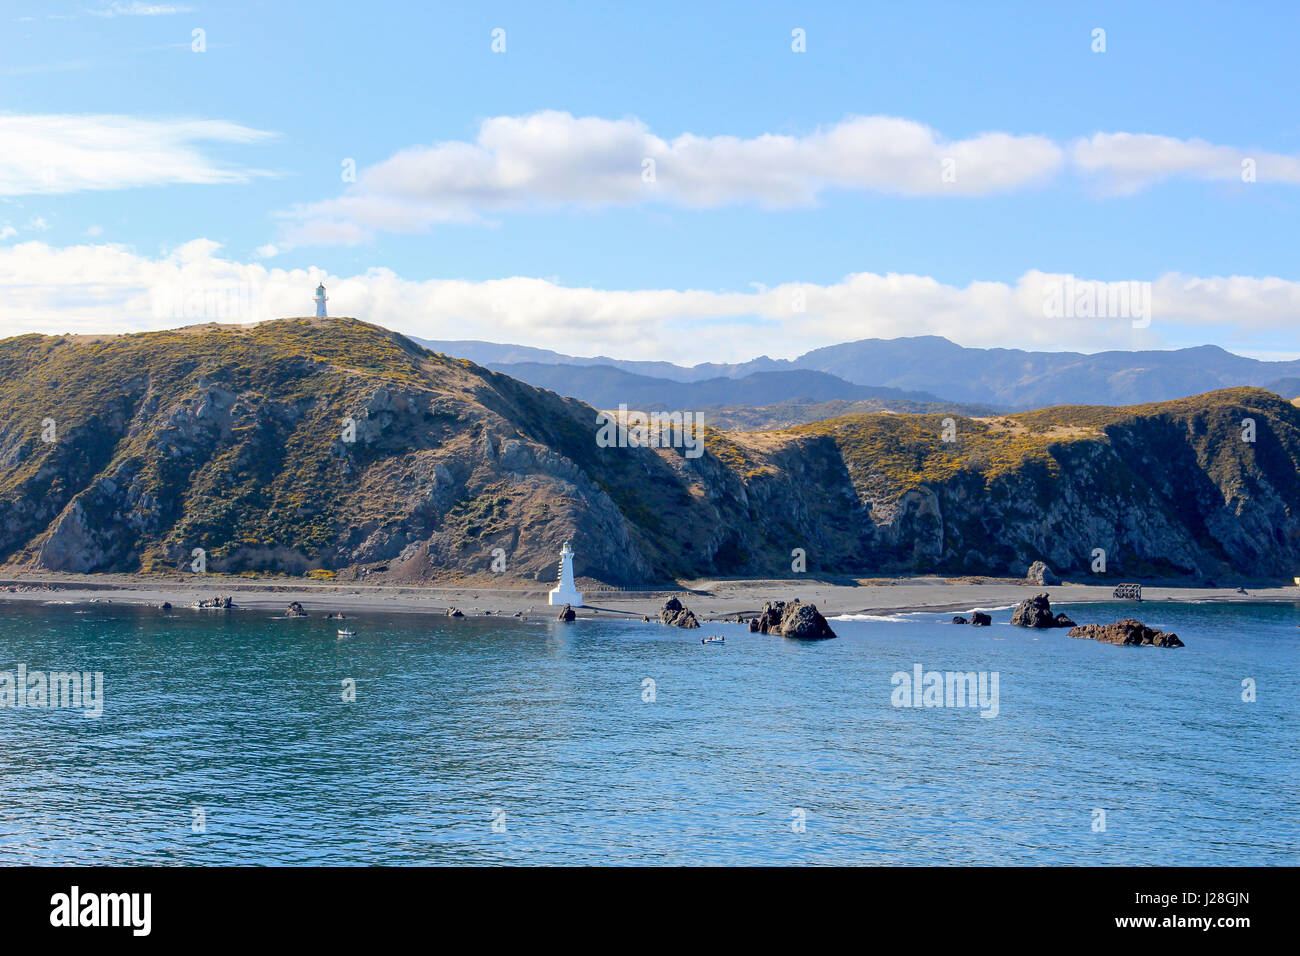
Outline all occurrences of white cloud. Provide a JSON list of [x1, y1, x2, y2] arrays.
[[0, 226, 16, 240], [1, 239, 1297, 362], [277, 111, 1065, 245], [1072, 132, 1300, 193], [0, 114, 275, 196], [88, 3, 195, 17]]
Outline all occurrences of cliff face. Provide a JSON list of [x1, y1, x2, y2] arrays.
[[1, 318, 1297, 583]]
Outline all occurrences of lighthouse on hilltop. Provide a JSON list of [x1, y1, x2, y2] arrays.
[[314, 282, 328, 318]]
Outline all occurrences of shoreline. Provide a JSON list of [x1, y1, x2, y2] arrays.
[[2, 572, 1297, 621]]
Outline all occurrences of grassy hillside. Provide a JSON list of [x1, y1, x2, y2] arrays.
[[1, 318, 1297, 583]]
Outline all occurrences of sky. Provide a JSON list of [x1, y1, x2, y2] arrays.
[[2, 0, 1298, 364]]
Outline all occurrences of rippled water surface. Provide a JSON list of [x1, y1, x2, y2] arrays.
[[0, 599, 1295, 865]]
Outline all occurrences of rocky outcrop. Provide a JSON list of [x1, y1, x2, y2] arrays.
[[752, 599, 837, 640], [658, 597, 699, 629], [194, 596, 233, 609], [1026, 561, 1060, 586], [952, 615, 968, 624], [1068, 619, 1184, 648], [285, 601, 308, 618], [1010, 593, 1075, 628], [969, 611, 991, 626], [445, 607, 464, 618], [556, 603, 576, 622]]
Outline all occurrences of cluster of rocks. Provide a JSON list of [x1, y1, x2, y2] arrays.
[[557, 603, 576, 622], [284, 601, 308, 618], [1069, 619, 1184, 648], [194, 596, 234, 609], [658, 597, 699, 629], [953, 612, 991, 626], [748, 600, 837, 640], [445, 607, 464, 618], [1010, 593, 1076, 628]]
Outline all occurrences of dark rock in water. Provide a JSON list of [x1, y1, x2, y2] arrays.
[[753, 600, 837, 639], [1010, 592, 1073, 628], [969, 611, 991, 626], [513, 611, 522, 618], [159, 601, 172, 611], [1026, 560, 1061, 586], [446, 607, 464, 618], [1069, 619, 1184, 648], [659, 596, 700, 629], [195, 596, 233, 609], [285, 601, 308, 618], [641, 615, 650, 622], [557, 603, 576, 622], [748, 617, 759, 632], [952, 615, 969, 624]]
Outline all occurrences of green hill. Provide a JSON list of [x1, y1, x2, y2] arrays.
[[1, 317, 1297, 583]]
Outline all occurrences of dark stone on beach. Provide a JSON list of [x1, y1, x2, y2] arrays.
[[1010, 592, 1073, 628], [195, 596, 233, 609], [159, 601, 172, 611], [1068, 619, 1184, 648], [446, 607, 464, 618], [952, 615, 969, 624], [285, 601, 308, 618], [1026, 560, 1061, 586], [969, 611, 991, 626], [659, 596, 700, 629], [557, 603, 576, 622], [753, 600, 837, 640]]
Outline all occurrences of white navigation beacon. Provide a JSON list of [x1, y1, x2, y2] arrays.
[[314, 282, 328, 318], [548, 540, 583, 607]]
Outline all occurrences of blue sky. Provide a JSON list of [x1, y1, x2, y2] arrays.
[[2, 1, 1298, 362]]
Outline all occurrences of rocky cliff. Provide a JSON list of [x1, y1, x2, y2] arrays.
[[1, 318, 1297, 584]]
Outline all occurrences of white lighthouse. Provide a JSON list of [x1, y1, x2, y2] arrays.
[[314, 282, 328, 318], [548, 541, 583, 607]]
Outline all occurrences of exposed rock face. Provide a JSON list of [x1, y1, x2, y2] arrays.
[[195, 596, 233, 609], [659, 597, 699, 629], [556, 603, 576, 622], [1069, 619, 1184, 648], [952, 615, 969, 624], [445, 607, 464, 618], [285, 601, 308, 618], [1010, 593, 1075, 628], [969, 611, 991, 626], [752, 600, 837, 640], [1026, 561, 1061, 586], [2, 319, 1297, 586]]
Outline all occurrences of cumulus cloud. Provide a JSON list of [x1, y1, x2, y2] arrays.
[[1072, 132, 1300, 193], [0, 114, 275, 196], [277, 111, 1065, 245], [1, 239, 1297, 362]]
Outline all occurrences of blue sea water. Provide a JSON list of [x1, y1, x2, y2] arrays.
[[0, 598, 1295, 866]]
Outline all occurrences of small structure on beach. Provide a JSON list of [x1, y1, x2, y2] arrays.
[[548, 541, 583, 607]]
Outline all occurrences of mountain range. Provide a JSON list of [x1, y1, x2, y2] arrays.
[[419, 335, 1300, 415], [1, 317, 1297, 585]]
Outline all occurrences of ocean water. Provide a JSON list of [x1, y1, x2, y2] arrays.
[[0, 598, 1295, 866]]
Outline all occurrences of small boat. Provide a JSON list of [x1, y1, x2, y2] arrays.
[[337, 628, 356, 638], [701, 635, 725, 645]]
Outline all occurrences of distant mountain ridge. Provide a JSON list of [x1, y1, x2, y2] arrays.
[[418, 335, 1300, 410]]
